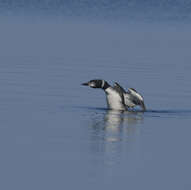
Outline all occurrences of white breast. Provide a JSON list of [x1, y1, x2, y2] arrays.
[[105, 87, 126, 110]]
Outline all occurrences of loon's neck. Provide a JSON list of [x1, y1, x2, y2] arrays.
[[102, 80, 110, 90]]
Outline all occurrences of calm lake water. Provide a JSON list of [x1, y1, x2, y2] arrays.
[[1, 2, 191, 189]]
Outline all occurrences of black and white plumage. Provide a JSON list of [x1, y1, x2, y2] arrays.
[[82, 79, 146, 111]]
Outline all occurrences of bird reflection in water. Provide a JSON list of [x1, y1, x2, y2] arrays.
[[89, 109, 144, 167], [90, 110, 144, 143]]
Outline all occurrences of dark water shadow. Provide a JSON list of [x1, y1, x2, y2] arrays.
[[72, 105, 108, 111], [73, 105, 145, 113], [75, 106, 191, 115], [147, 109, 191, 114], [144, 109, 191, 119]]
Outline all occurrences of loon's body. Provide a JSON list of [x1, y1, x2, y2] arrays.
[[82, 79, 146, 111], [105, 86, 126, 110]]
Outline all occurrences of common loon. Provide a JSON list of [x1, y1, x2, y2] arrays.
[[82, 79, 146, 111]]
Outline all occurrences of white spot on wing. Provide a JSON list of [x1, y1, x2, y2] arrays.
[[128, 88, 143, 101]]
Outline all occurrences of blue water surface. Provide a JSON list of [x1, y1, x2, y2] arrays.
[[0, 2, 191, 190]]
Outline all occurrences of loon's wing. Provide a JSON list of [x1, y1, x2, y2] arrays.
[[113, 83, 146, 110], [125, 88, 146, 110], [113, 82, 126, 93], [124, 93, 136, 107], [113, 83, 137, 107]]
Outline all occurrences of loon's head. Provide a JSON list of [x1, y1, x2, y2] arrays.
[[82, 79, 109, 89], [128, 88, 146, 111]]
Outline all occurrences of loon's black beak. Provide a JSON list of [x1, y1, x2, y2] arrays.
[[82, 82, 89, 86], [140, 101, 146, 111]]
